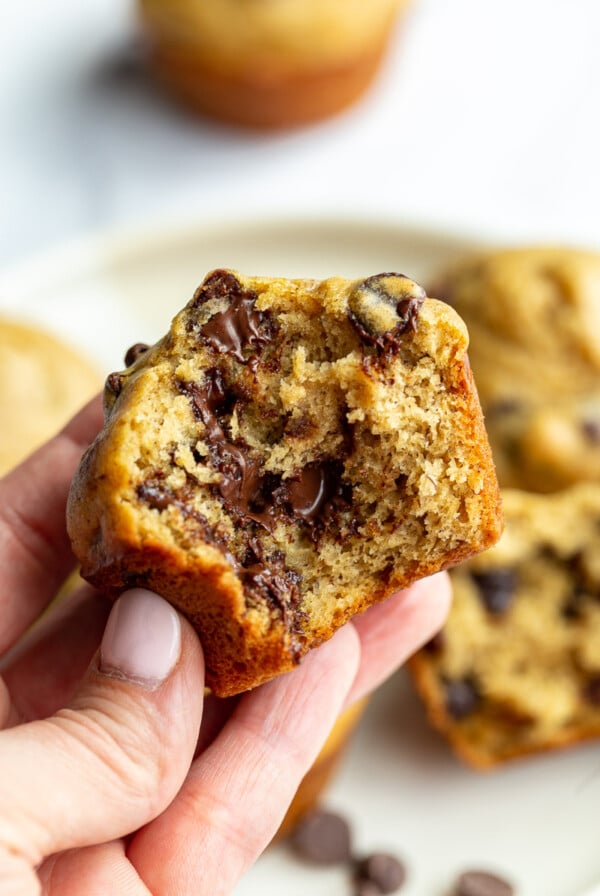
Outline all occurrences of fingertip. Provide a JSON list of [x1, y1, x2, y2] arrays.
[[99, 589, 182, 689], [346, 571, 452, 704]]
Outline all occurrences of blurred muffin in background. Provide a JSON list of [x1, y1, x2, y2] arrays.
[[277, 698, 367, 838], [409, 485, 600, 768], [0, 318, 100, 475], [138, 0, 412, 128], [430, 247, 600, 492]]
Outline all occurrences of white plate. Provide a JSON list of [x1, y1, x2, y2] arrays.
[[2, 218, 599, 896]]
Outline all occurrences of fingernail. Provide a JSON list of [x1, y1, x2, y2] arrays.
[[100, 589, 181, 687]]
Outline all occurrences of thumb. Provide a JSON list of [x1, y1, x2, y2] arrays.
[[0, 588, 204, 870]]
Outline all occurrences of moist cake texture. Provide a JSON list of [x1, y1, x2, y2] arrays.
[[410, 485, 600, 767], [67, 269, 502, 696]]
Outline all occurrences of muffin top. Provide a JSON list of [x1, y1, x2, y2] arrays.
[[140, 0, 406, 67]]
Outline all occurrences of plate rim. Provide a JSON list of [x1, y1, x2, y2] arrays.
[[0, 213, 500, 299]]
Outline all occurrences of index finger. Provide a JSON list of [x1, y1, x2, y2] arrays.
[[0, 395, 103, 655]]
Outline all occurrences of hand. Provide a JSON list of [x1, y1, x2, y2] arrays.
[[0, 397, 451, 896]]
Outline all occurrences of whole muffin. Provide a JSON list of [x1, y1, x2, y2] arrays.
[[432, 246, 600, 491], [139, 0, 412, 127], [0, 317, 100, 475], [67, 269, 502, 696]]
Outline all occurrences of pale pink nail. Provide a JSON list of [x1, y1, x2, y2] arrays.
[[100, 589, 181, 687]]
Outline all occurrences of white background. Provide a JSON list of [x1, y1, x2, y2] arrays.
[[2, 0, 600, 268]]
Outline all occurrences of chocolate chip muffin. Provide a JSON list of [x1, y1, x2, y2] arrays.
[[0, 317, 100, 476], [409, 485, 600, 768], [139, 0, 412, 128], [432, 247, 600, 491], [67, 269, 502, 696]]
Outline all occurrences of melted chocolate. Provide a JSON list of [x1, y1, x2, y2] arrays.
[[191, 270, 273, 364], [137, 479, 217, 545], [178, 377, 347, 534], [274, 463, 342, 524], [349, 272, 426, 351], [191, 269, 245, 307], [177, 377, 273, 530], [200, 292, 271, 363], [124, 342, 149, 367]]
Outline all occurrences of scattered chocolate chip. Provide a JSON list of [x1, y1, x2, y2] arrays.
[[106, 371, 124, 397], [192, 269, 244, 307], [584, 675, 600, 706], [349, 273, 426, 349], [445, 678, 480, 720], [472, 568, 517, 614], [124, 342, 149, 367], [455, 869, 514, 896], [355, 853, 406, 894], [290, 810, 352, 865], [581, 418, 600, 444]]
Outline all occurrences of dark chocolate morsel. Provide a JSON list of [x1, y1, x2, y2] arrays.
[[445, 678, 481, 720], [349, 273, 426, 349], [290, 809, 352, 865], [192, 271, 272, 363], [191, 269, 244, 307], [355, 853, 407, 894], [124, 342, 150, 367], [106, 371, 124, 397], [581, 418, 600, 444], [471, 568, 517, 614], [584, 675, 600, 706], [455, 869, 514, 896]]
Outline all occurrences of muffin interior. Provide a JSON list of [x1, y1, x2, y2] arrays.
[[105, 270, 496, 647]]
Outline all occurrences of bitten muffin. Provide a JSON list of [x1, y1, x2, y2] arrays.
[[67, 269, 502, 697], [0, 317, 100, 475], [138, 0, 412, 128], [431, 247, 600, 491], [409, 486, 600, 768]]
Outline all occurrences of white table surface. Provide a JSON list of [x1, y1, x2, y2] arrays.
[[2, 0, 600, 269]]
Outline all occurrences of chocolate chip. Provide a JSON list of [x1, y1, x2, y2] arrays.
[[349, 273, 426, 349], [584, 675, 600, 706], [355, 853, 407, 894], [455, 869, 514, 896], [124, 342, 149, 367], [445, 678, 480, 719], [471, 568, 517, 614], [581, 418, 600, 444], [106, 371, 124, 397], [290, 809, 352, 865], [192, 269, 245, 307]]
